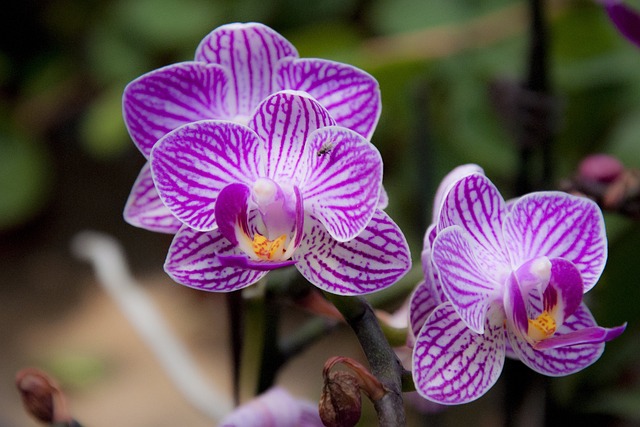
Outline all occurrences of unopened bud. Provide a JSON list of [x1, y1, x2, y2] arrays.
[[578, 154, 624, 184], [319, 370, 362, 427], [15, 368, 71, 424]]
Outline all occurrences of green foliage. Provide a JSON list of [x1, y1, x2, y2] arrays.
[[79, 85, 130, 159], [368, 0, 518, 34], [0, 130, 52, 231]]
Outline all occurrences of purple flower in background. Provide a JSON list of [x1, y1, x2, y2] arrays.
[[219, 387, 323, 427], [411, 170, 626, 404], [150, 90, 410, 294], [122, 22, 382, 233], [600, 0, 640, 48]]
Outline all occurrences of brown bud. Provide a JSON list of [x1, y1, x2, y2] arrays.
[[16, 367, 71, 424], [319, 370, 362, 427]]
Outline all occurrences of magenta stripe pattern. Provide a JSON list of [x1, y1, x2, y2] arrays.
[[503, 192, 607, 292], [165, 226, 267, 292], [123, 163, 182, 233], [301, 126, 382, 242], [195, 23, 298, 117], [151, 121, 262, 231], [413, 302, 505, 404], [123, 62, 230, 157], [276, 58, 381, 140], [293, 210, 410, 295]]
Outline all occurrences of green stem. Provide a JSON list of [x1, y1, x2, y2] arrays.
[[238, 283, 266, 403]]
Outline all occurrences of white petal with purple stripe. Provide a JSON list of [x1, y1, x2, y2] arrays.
[[503, 192, 607, 292], [276, 58, 381, 140], [301, 126, 382, 242], [165, 226, 267, 292], [123, 163, 182, 234], [293, 210, 410, 295], [151, 121, 262, 231], [432, 226, 503, 334], [123, 62, 230, 157], [195, 23, 298, 117], [506, 303, 608, 376], [249, 91, 335, 183], [438, 174, 511, 284], [413, 302, 505, 404]]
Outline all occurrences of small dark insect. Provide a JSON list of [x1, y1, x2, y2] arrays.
[[317, 142, 334, 156]]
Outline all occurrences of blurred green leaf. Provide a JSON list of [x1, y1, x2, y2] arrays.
[[606, 109, 640, 169], [586, 389, 640, 421], [86, 24, 151, 84], [79, 85, 130, 159], [0, 130, 52, 231], [43, 352, 108, 391], [368, 0, 518, 35], [112, 0, 226, 53]]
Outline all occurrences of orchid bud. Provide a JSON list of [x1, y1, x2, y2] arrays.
[[578, 153, 624, 184], [15, 368, 72, 425], [319, 370, 362, 427]]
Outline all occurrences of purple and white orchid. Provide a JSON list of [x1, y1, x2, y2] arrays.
[[411, 167, 626, 404], [150, 90, 410, 295], [218, 387, 323, 427], [123, 22, 383, 233]]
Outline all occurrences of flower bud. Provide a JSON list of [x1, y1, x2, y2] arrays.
[[578, 154, 623, 184], [15, 367, 71, 424], [319, 370, 362, 427]]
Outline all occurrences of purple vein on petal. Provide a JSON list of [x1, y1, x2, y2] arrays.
[[165, 226, 267, 292], [250, 91, 335, 182], [293, 211, 410, 295]]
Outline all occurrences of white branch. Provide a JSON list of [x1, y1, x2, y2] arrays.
[[71, 230, 232, 421]]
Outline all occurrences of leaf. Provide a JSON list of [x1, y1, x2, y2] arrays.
[[0, 130, 52, 230]]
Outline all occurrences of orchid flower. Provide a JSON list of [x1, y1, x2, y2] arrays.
[[218, 387, 323, 427], [411, 169, 626, 404], [122, 22, 383, 233], [600, 0, 640, 48], [150, 90, 410, 294]]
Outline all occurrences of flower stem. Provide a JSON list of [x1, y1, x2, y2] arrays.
[[517, 0, 554, 194], [238, 284, 267, 403], [324, 293, 406, 427]]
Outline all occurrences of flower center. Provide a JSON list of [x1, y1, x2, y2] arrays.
[[252, 233, 287, 260], [527, 311, 557, 341]]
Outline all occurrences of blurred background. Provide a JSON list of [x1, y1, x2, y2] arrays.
[[1, 0, 639, 425]]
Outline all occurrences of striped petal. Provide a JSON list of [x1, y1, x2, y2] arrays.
[[431, 226, 503, 334], [503, 192, 607, 292], [301, 127, 382, 242], [293, 210, 410, 295], [249, 91, 335, 183], [506, 303, 609, 376], [123, 62, 230, 157], [438, 174, 511, 284], [276, 58, 381, 139], [431, 164, 484, 224], [123, 163, 182, 233], [409, 278, 445, 338], [195, 23, 298, 117], [150, 121, 262, 231], [165, 225, 267, 292], [412, 302, 505, 404]]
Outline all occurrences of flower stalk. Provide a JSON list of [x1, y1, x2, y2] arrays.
[[324, 293, 406, 426]]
